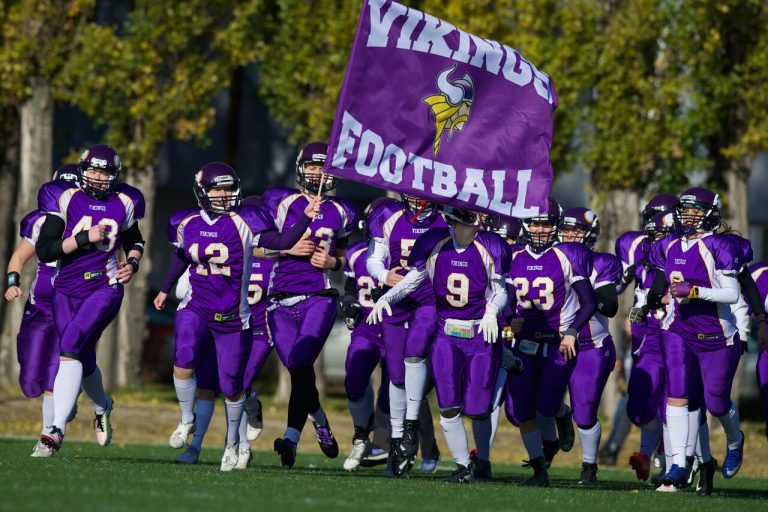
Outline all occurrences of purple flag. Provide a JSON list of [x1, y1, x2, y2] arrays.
[[326, 0, 558, 218]]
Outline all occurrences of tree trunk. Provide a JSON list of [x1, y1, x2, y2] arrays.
[[592, 188, 640, 419], [0, 83, 53, 389]]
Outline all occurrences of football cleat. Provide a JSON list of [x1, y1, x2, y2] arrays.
[[399, 419, 420, 458], [722, 430, 744, 479], [93, 396, 114, 447], [169, 419, 196, 449], [360, 446, 389, 468], [274, 437, 297, 468], [444, 463, 475, 484], [578, 462, 598, 486], [39, 426, 64, 452], [175, 445, 200, 464], [684, 455, 699, 488], [343, 434, 371, 471], [521, 457, 550, 487], [30, 440, 54, 458], [696, 458, 717, 496], [220, 443, 239, 472], [556, 406, 575, 452], [629, 452, 650, 481], [313, 421, 339, 459], [473, 458, 492, 481], [656, 463, 687, 492], [420, 456, 441, 474], [543, 440, 560, 468], [597, 446, 618, 466], [234, 446, 252, 470], [246, 399, 263, 442], [390, 442, 414, 477]]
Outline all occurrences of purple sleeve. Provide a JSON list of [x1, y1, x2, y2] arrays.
[[713, 235, 747, 273], [407, 229, 447, 270], [160, 250, 189, 293], [569, 279, 597, 333], [479, 232, 508, 277], [167, 209, 196, 247], [596, 253, 623, 287], [37, 181, 67, 217], [367, 202, 398, 239], [19, 211, 41, 240], [258, 213, 311, 250], [115, 184, 146, 222], [336, 198, 361, 239], [721, 234, 752, 271], [561, 242, 592, 280], [648, 236, 670, 270], [262, 187, 292, 218]]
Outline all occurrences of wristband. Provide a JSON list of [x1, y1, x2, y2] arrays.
[[6, 272, 20, 288], [263, 248, 283, 257], [127, 257, 140, 274], [74, 230, 91, 248], [331, 257, 343, 271], [561, 328, 579, 338]]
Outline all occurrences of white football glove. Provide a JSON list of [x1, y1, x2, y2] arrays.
[[366, 299, 392, 325], [478, 310, 499, 344]]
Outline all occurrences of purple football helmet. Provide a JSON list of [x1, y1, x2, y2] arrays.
[[675, 187, 721, 235], [400, 193, 437, 224], [439, 205, 479, 226], [53, 163, 79, 183], [360, 196, 399, 237], [78, 144, 121, 197], [193, 162, 242, 214], [559, 207, 600, 249], [521, 197, 561, 253], [296, 141, 336, 194], [641, 193, 678, 225], [483, 215, 522, 241], [644, 211, 676, 240]]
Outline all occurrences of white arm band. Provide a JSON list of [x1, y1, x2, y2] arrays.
[[696, 272, 740, 304], [366, 238, 390, 285], [381, 268, 427, 305]]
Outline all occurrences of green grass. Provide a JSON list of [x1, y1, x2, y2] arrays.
[[1, 439, 766, 512]]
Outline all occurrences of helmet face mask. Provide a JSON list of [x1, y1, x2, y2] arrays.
[[558, 207, 599, 249], [296, 142, 336, 194], [78, 144, 121, 198], [401, 193, 437, 223], [193, 163, 243, 214], [440, 205, 479, 227], [641, 193, 678, 225], [521, 198, 561, 253], [644, 212, 676, 240], [674, 187, 721, 235], [360, 196, 399, 239], [53, 163, 79, 183], [483, 214, 521, 242]]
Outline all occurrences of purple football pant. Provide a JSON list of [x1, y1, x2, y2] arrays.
[[268, 295, 337, 370], [52, 286, 122, 376], [195, 341, 220, 392], [431, 324, 501, 417], [630, 321, 646, 358], [757, 349, 768, 422], [627, 344, 666, 426], [243, 330, 273, 389], [403, 301, 437, 359], [570, 337, 616, 428], [16, 300, 58, 397], [174, 308, 252, 397], [662, 329, 741, 417], [381, 322, 407, 386], [505, 342, 575, 425], [345, 322, 385, 400]]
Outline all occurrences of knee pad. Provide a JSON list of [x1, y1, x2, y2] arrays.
[[405, 356, 426, 365], [577, 419, 598, 431], [439, 407, 461, 418], [468, 411, 491, 421], [60, 352, 81, 361]]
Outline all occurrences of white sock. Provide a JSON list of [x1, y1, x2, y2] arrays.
[[472, 416, 492, 461], [225, 395, 246, 445], [697, 421, 712, 462], [284, 426, 301, 444], [404, 359, 427, 421], [489, 404, 501, 448], [81, 366, 108, 415], [717, 402, 743, 450], [173, 375, 197, 424], [52, 360, 83, 431], [521, 430, 545, 460], [238, 412, 249, 450], [189, 399, 214, 451], [309, 405, 328, 426], [440, 413, 470, 467], [639, 416, 662, 457], [42, 394, 54, 435], [537, 413, 558, 442], [663, 424, 673, 470], [244, 387, 262, 418], [666, 404, 689, 467], [686, 408, 700, 457], [348, 393, 374, 430], [389, 383, 406, 439], [578, 421, 602, 464]]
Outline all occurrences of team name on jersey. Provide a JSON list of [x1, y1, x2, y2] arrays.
[[527, 265, 544, 271], [674, 258, 686, 265], [89, 205, 107, 211], [200, 231, 218, 238], [315, 214, 324, 220], [412, 228, 428, 234], [451, 260, 469, 267]]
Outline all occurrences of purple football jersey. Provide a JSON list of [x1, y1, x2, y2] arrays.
[[650, 233, 742, 345], [749, 262, 768, 315], [19, 210, 56, 310], [37, 181, 145, 297], [344, 239, 382, 315], [615, 230, 649, 289], [248, 255, 273, 333], [409, 228, 509, 320], [578, 251, 622, 346], [366, 200, 446, 322], [168, 204, 275, 329], [263, 187, 360, 294], [508, 242, 593, 343]]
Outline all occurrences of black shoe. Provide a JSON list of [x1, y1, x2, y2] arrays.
[[696, 458, 717, 496], [360, 445, 389, 468], [556, 407, 575, 452], [521, 457, 550, 487], [390, 441, 414, 477], [650, 469, 665, 488], [312, 421, 339, 459], [444, 463, 475, 484], [473, 459, 492, 481], [400, 419, 420, 458], [273, 438, 297, 468], [683, 455, 699, 488], [597, 445, 618, 466], [543, 440, 560, 468], [578, 462, 598, 486]]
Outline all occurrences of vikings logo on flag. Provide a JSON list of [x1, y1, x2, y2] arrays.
[[326, 0, 558, 218]]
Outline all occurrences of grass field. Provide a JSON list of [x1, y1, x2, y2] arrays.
[[1, 438, 766, 512]]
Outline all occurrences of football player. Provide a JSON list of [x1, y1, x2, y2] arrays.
[[368, 205, 509, 483], [749, 262, 768, 443], [35, 146, 146, 454], [262, 142, 359, 468]]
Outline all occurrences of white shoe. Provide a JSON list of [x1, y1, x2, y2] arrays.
[[343, 438, 370, 471], [245, 398, 263, 442], [235, 446, 252, 470], [221, 443, 239, 472], [655, 483, 678, 493], [169, 420, 196, 449], [31, 440, 54, 458]]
